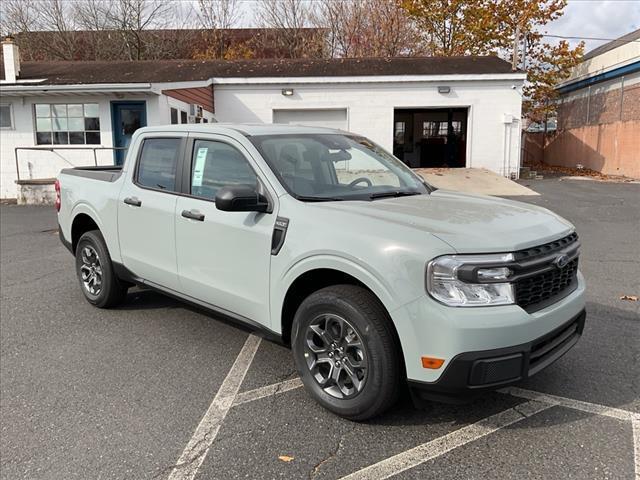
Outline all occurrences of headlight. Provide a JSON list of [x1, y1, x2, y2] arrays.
[[427, 254, 515, 307]]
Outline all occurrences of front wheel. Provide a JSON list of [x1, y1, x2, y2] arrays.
[[291, 285, 401, 421], [75, 230, 128, 308]]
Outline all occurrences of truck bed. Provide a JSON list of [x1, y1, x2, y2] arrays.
[[60, 166, 123, 182]]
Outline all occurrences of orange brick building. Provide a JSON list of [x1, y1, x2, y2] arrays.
[[547, 29, 640, 178]]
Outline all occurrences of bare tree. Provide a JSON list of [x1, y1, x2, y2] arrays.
[[197, 0, 242, 30], [194, 0, 243, 58], [75, 0, 121, 60], [1, 0, 39, 60], [254, 0, 323, 58], [313, 0, 424, 58], [2, 0, 78, 60], [104, 0, 174, 60]]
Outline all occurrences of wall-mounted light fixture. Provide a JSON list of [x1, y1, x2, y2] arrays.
[[281, 88, 294, 97], [437, 86, 451, 94]]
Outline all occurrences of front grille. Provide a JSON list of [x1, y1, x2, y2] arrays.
[[515, 258, 578, 309], [514, 232, 578, 261], [513, 233, 580, 311]]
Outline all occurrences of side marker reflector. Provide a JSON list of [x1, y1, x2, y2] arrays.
[[421, 357, 445, 369]]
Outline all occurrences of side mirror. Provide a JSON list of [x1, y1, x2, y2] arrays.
[[215, 185, 270, 213]]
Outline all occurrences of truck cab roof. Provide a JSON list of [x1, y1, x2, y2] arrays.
[[133, 123, 345, 138]]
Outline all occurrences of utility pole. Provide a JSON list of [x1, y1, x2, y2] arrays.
[[512, 24, 521, 70]]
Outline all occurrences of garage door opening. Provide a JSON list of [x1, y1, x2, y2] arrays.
[[273, 109, 347, 130], [393, 108, 468, 168]]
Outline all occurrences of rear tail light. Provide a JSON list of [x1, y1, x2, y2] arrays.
[[54, 179, 61, 212]]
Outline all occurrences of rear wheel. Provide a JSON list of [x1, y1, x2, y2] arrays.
[[75, 230, 128, 308], [291, 285, 401, 420]]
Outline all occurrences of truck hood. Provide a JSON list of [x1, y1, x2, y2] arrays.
[[315, 190, 574, 253]]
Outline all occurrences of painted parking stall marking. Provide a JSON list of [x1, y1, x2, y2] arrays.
[[225, 377, 639, 479], [339, 400, 552, 480], [167, 334, 262, 480], [232, 377, 303, 407]]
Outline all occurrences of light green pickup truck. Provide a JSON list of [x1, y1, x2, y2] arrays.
[[57, 124, 586, 420]]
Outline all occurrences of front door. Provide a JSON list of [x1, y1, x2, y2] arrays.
[[174, 135, 276, 328], [112, 101, 147, 165]]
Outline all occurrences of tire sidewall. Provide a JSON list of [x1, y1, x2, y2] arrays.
[[75, 231, 116, 308], [292, 290, 395, 418]]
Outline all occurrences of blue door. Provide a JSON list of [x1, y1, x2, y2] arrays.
[[112, 101, 147, 165]]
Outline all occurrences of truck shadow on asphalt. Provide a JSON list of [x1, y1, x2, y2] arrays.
[[113, 289, 639, 429]]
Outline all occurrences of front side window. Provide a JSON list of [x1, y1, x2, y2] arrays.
[[190, 140, 257, 200], [0, 104, 13, 129], [250, 134, 429, 201], [34, 103, 101, 145], [136, 138, 181, 191]]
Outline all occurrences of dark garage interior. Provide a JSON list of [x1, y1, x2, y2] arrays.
[[393, 108, 468, 168]]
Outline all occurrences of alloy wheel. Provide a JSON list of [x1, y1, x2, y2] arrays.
[[304, 314, 368, 399], [80, 245, 102, 296]]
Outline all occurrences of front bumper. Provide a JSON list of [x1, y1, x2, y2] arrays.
[[391, 270, 586, 392], [408, 309, 585, 403]]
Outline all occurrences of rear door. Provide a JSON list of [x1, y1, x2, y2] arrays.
[[174, 135, 277, 328], [118, 134, 186, 291]]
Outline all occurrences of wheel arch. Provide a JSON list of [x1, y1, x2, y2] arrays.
[[279, 265, 407, 382], [71, 212, 101, 254]]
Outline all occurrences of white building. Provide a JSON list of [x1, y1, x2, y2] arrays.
[[1, 37, 525, 200]]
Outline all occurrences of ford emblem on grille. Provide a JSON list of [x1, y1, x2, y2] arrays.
[[554, 254, 570, 269]]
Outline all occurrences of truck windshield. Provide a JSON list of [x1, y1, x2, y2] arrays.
[[249, 134, 430, 201]]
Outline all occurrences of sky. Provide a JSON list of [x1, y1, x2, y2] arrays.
[[543, 0, 640, 53]]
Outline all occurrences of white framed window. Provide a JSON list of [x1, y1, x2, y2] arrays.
[[0, 104, 13, 129], [34, 103, 101, 145]]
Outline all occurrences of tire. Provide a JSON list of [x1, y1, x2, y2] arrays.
[[75, 230, 128, 308], [291, 285, 401, 421]]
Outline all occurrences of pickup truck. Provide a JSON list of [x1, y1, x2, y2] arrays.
[[57, 124, 586, 420]]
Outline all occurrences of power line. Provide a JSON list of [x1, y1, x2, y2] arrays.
[[542, 33, 640, 42]]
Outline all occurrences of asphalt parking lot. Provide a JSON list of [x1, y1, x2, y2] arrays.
[[1, 177, 638, 480]]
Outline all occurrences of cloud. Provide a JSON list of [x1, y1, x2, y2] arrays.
[[544, 0, 640, 52]]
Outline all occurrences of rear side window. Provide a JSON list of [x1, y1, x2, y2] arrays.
[[136, 138, 181, 191], [190, 140, 257, 200]]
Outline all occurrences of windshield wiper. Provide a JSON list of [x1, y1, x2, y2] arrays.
[[368, 190, 422, 200], [295, 195, 345, 202]]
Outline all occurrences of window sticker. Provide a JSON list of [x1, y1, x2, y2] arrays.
[[192, 147, 208, 187]]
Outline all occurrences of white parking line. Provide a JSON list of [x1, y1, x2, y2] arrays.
[[501, 386, 640, 422], [167, 334, 262, 480], [230, 378, 639, 478], [232, 377, 303, 407], [633, 418, 640, 480], [339, 400, 552, 480]]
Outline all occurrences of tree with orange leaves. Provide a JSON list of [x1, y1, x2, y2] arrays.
[[401, 0, 584, 120]]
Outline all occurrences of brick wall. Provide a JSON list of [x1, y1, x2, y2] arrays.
[[543, 77, 640, 178], [557, 80, 640, 129], [543, 120, 640, 178]]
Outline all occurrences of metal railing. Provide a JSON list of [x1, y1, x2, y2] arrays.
[[14, 146, 127, 182]]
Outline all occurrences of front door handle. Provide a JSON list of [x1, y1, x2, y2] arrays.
[[181, 209, 205, 221], [124, 196, 142, 207]]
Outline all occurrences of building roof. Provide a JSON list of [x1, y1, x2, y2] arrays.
[[583, 28, 640, 61], [1, 56, 517, 85]]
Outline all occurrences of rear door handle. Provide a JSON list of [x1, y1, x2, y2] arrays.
[[124, 196, 142, 207], [181, 209, 205, 221]]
